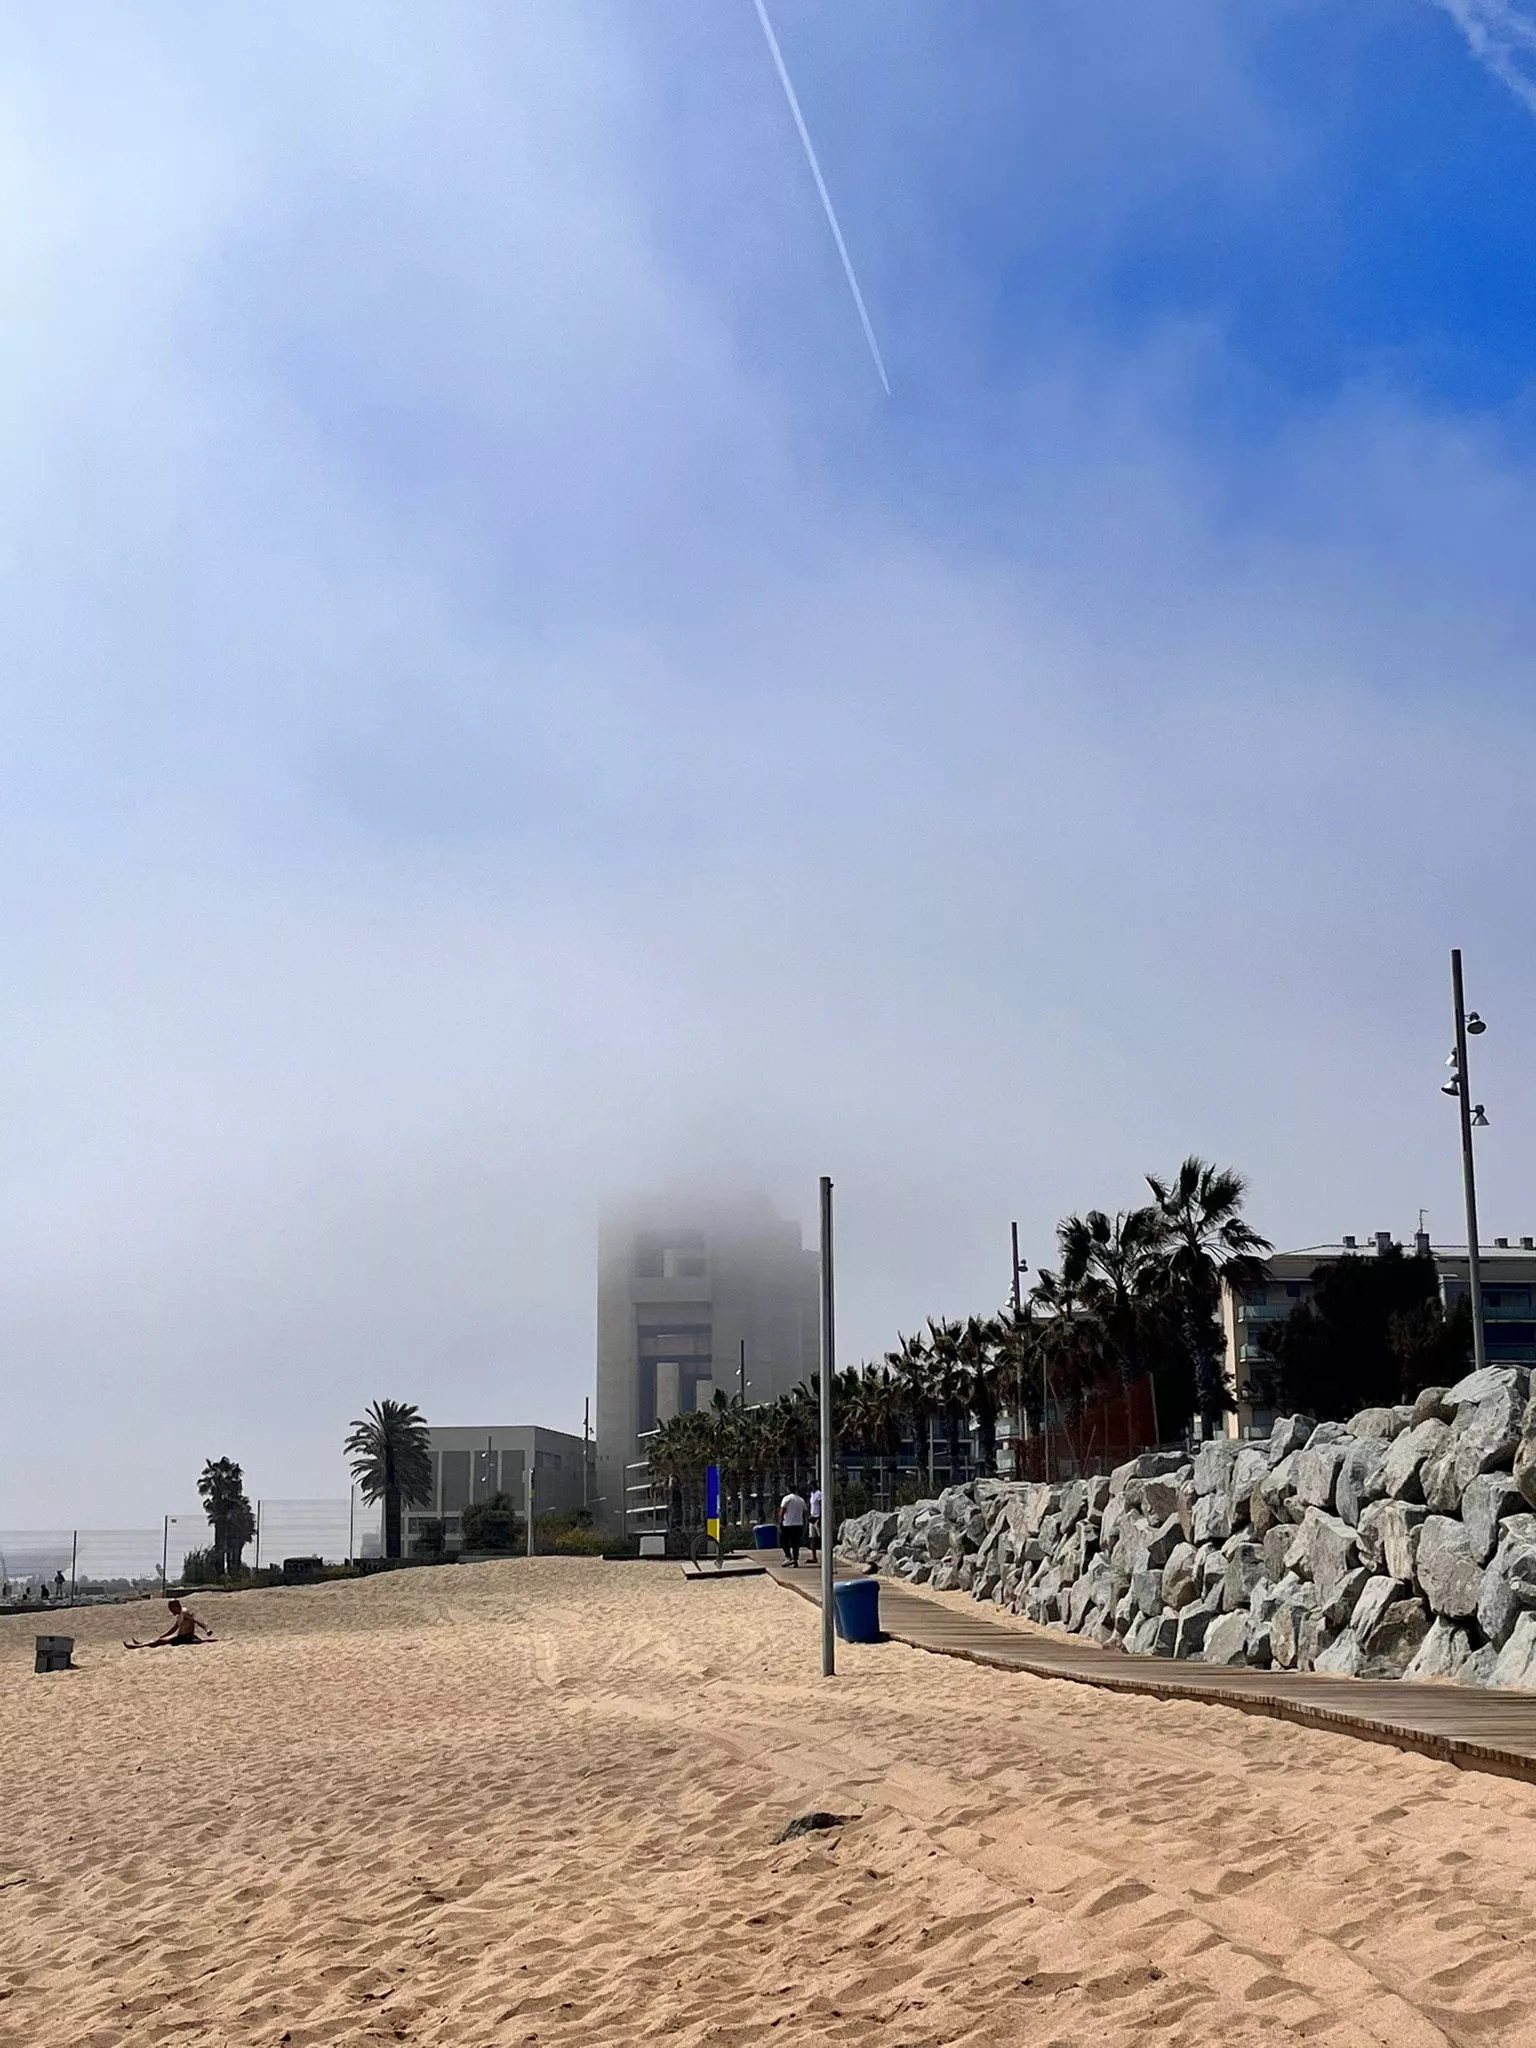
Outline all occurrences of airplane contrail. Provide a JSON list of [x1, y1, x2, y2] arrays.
[[752, 0, 891, 395]]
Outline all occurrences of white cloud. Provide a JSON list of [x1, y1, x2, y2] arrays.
[[1434, 0, 1536, 112]]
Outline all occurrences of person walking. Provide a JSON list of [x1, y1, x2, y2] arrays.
[[778, 1487, 808, 1568], [807, 1482, 823, 1562]]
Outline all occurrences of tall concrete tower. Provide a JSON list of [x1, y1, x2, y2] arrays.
[[594, 1193, 821, 1530]]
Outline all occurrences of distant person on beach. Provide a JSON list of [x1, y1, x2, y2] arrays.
[[778, 1489, 807, 1567], [807, 1484, 823, 1562], [125, 1599, 214, 1650]]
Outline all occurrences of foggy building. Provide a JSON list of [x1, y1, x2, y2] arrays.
[[594, 1194, 822, 1529]]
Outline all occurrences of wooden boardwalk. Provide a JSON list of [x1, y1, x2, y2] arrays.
[[763, 1558, 1536, 1787]]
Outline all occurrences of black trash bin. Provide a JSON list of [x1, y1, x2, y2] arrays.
[[35, 1635, 74, 1673]]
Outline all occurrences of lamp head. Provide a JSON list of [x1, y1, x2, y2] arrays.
[[1472, 1105, 1490, 1128], [1442, 1078, 1461, 1097], [1467, 1012, 1488, 1036]]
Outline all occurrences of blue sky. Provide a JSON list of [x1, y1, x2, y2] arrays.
[[3, 1, 1536, 1524]]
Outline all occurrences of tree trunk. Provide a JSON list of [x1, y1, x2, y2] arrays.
[[385, 1488, 403, 1559]]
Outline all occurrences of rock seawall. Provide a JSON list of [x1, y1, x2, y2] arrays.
[[836, 1366, 1536, 1687]]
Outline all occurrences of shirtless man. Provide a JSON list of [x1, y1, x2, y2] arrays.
[[125, 1598, 214, 1649]]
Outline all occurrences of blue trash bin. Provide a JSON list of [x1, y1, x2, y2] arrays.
[[753, 1522, 780, 1550], [832, 1577, 881, 1643]]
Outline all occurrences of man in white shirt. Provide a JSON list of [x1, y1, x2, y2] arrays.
[[807, 1484, 824, 1562], [778, 1488, 808, 1567]]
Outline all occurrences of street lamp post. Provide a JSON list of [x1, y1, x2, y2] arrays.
[[1444, 947, 1490, 1375], [1009, 1221, 1030, 1476]]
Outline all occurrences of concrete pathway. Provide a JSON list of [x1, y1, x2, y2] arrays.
[[764, 1557, 1536, 1786]]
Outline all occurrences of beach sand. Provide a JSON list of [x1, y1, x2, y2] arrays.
[[3, 1560, 1536, 2046]]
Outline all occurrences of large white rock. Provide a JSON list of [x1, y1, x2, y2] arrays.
[[1403, 1616, 1477, 1682], [1350, 1573, 1406, 1643], [1109, 1453, 1189, 1502], [1258, 1451, 1304, 1518], [1313, 1629, 1364, 1677], [1358, 1596, 1431, 1678], [1231, 1443, 1269, 1513], [1415, 1516, 1485, 1620], [1284, 1508, 1360, 1606], [1192, 1491, 1234, 1545], [1335, 1437, 1390, 1528], [1293, 1436, 1349, 1512], [1221, 1542, 1264, 1612], [1161, 1542, 1200, 1611], [1446, 1364, 1531, 1411], [1345, 1405, 1409, 1441], [1449, 1368, 1531, 1491], [1512, 1392, 1536, 1512], [1193, 1437, 1240, 1499], [1385, 1502, 1431, 1581], [1200, 1610, 1250, 1665], [1381, 1418, 1452, 1503], [1267, 1413, 1316, 1466], [1475, 1526, 1536, 1649], [1460, 1477, 1527, 1565], [1492, 1610, 1536, 1689]]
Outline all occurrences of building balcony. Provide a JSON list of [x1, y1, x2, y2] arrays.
[[630, 1278, 713, 1304]]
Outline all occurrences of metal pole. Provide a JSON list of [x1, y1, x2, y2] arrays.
[[1010, 1222, 1026, 1474], [739, 1337, 746, 1407], [526, 1460, 535, 1557], [818, 1175, 836, 1679], [254, 1501, 262, 1574], [162, 1515, 169, 1588], [70, 1531, 77, 1608], [348, 1485, 355, 1564], [583, 1398, 590, 1510], [1451, 948, 1488, 1374]]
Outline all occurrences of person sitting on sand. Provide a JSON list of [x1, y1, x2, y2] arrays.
[[778, 1488, 808, 1568], [125, 1599, 214, 1649]]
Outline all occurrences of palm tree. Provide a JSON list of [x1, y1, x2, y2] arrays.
[[956, 1313, 1003, 1475], [886, 1329, 938, 1486], [197, 1458, 255, 1580], [1029, 1263, 1115, 1473], [1146, 1157, 1271, 1436], [345, 1400, 433, 1559], [1059, 1205, 1168, 1452]]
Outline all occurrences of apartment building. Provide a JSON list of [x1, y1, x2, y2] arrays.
[[594, 1193, 822, 1530], [1218, 1229, 1536, 1438]]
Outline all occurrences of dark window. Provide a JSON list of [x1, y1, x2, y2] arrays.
[[440, 1450, 471, 1512]]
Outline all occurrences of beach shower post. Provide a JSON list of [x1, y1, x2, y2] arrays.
[[819, 1174, 836, 1679]]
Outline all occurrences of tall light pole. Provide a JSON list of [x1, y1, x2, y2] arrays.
[[1009, 1222, 1029, 1476], [818, 1176, 836, 1680], [1444, 947, 1490, 1375]]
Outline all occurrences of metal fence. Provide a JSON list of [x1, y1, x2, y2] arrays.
[[0, 1491, 382, 1608]]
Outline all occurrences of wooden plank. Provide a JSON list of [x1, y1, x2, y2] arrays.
[[764, 1561, 1536, 1786]]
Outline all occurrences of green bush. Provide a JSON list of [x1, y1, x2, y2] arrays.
[[461, 1492, 518, 1552]]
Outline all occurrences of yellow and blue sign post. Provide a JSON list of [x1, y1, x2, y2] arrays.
[[706, 1463, 721, 1548]]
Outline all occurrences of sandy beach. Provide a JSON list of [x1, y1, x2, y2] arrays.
[[3, 1561, 1536, 2046]]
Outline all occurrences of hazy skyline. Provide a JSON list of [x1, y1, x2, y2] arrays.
[[5, 1, 1536, 1526]]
